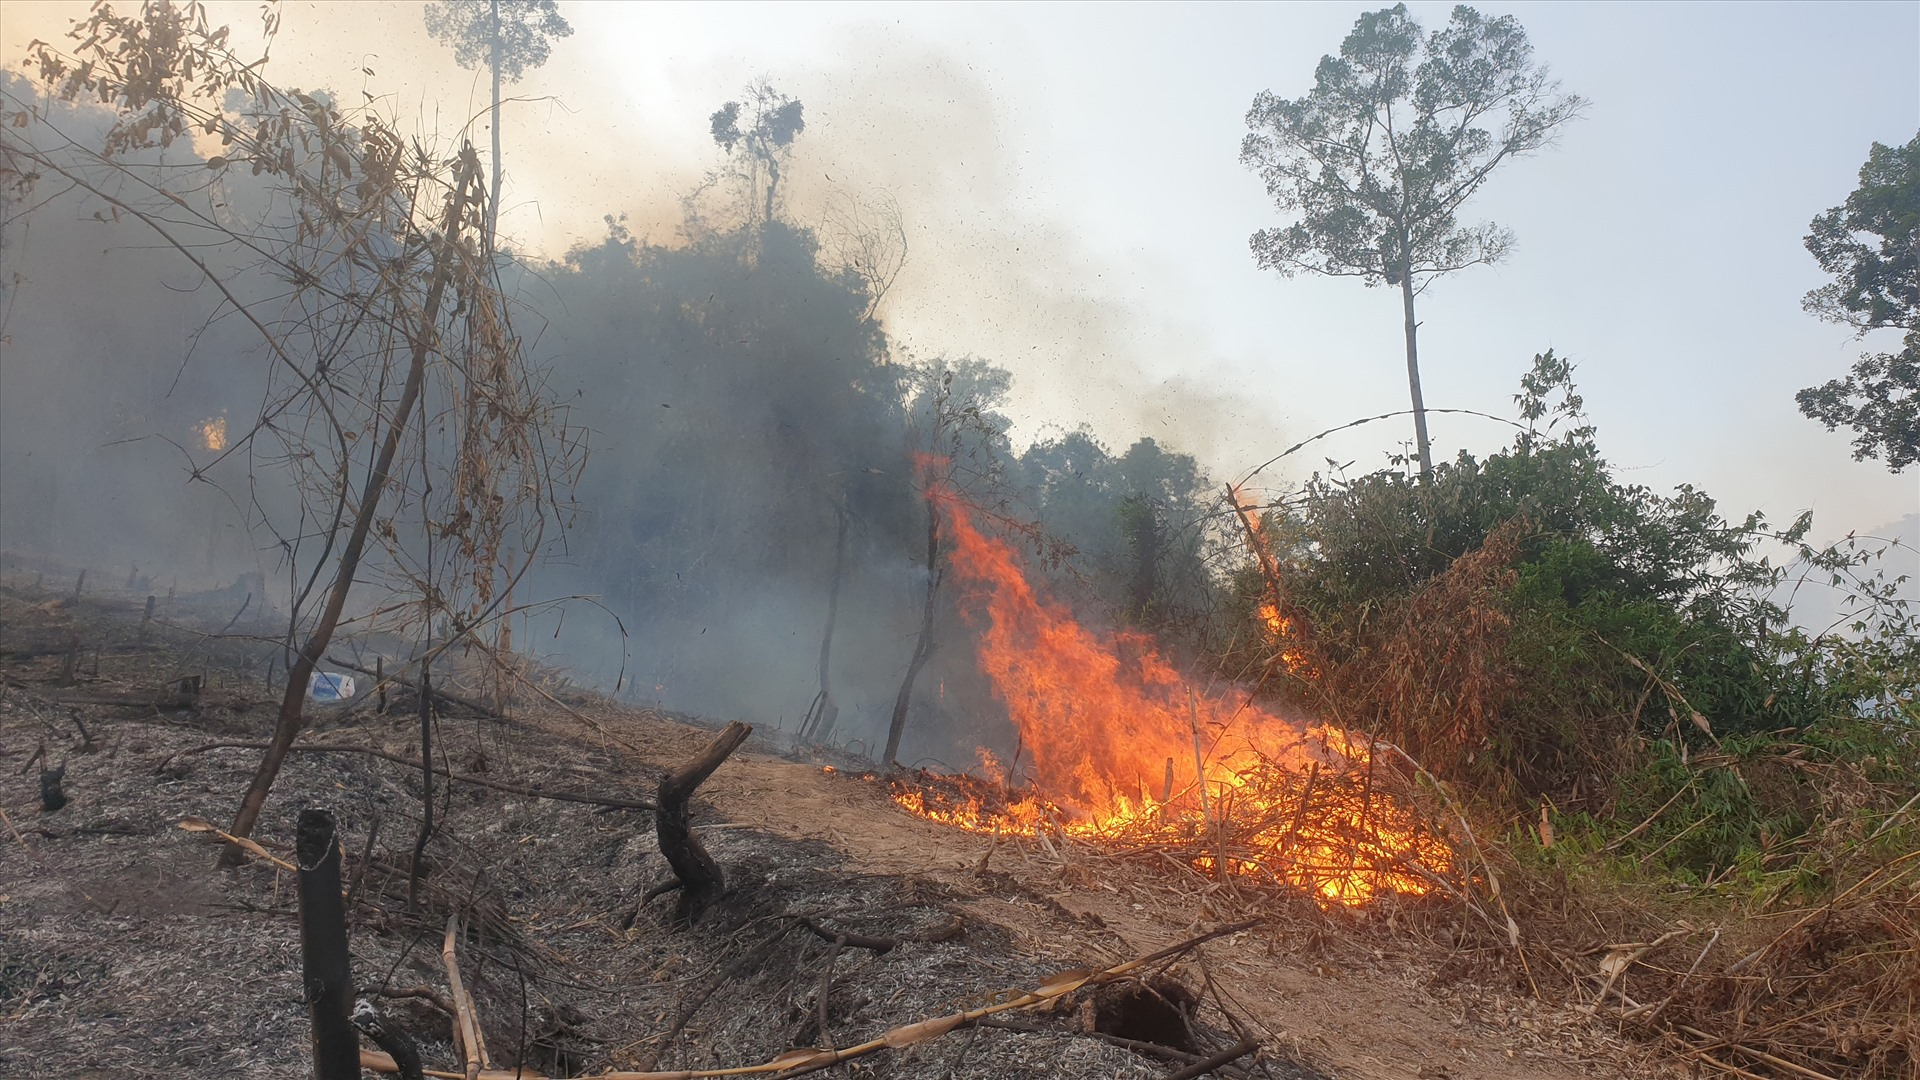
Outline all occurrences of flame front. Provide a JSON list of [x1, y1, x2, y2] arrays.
[[891, 486, 1453, 907]]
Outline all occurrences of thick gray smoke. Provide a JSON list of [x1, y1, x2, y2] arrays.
[[0, 64, 1226, 766]]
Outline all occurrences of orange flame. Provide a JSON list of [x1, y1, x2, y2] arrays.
[[195, 413, 227, 453], [892, 486, 1452, 906]]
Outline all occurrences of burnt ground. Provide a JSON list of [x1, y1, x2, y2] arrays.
[[0, 558, 1674, 1080]]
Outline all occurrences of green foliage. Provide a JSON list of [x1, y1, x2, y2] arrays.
[[1239, 4, 1584, 286], [1262, 352, 1917, 812], [423, 0, 573, 82], [1796, 133, 1920, 471], [1014, 433, 1220, 641], [704, 80, 807, 228]]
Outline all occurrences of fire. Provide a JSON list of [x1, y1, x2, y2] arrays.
[[195, 413, 227, 452], [891, 485, 1454, 907]]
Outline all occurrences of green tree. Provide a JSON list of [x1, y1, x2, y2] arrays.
[[1796, 133, 1919, 471], [423, 0, 573, 249], [1240, 4, 1582, 478]]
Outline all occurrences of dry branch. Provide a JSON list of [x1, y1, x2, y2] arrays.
[[443, 915, 484, 1080], [654, 721, 752, 925], [359, 920, 1261, 1080], [328, 655, 497, 718], [169, 741, 656, 811]]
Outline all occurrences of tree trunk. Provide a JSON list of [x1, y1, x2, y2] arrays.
[[487, 0, 502, 252], [1399, 269, 1433, 480], [801, 503, 848, 743], [296, 808, 358, 1080], [884, 501, 941, 767], [222, 152, 479, 862], [407, 657, 434, 910]]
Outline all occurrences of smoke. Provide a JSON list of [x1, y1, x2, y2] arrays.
[[0, 14, 1253, 767]]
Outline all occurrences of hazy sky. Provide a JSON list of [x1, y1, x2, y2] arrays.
[[5, 0, 1917, 545]]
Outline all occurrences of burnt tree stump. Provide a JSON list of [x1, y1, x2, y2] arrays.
[[39, 762, 67, 813], [296, 808, 359, 1080], [655, 720, 752, 926]]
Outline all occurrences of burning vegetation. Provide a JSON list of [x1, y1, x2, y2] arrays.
[[891, 483, 1456, 908]]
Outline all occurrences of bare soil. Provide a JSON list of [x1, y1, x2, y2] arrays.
[[0, 557, 1674, 1079]]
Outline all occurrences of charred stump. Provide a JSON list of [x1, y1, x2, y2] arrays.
[[654, 720, 751, 926], [296, 808, 359, 1080], [39, 761, 67, 813], [353, 999, 424, 1080]]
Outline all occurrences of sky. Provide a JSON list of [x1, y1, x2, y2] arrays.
[[3, 0, 1917, 550]]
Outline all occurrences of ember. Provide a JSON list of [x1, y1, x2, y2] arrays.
[[891, 486, 1455, 907]]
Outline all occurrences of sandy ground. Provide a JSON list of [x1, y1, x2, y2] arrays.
[[0, 563, 1675, 1080]]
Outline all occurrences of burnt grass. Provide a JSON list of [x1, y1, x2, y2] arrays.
[[0, 563, 1322, 1080]]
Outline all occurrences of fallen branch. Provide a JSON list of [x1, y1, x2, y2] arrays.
[[444, 915, 484, 1080], [790, 918, 898, 954], [358, 919, 1263, 1080], [1160, 1039, 1259, 1080], [178, 816, 295, 871], [973, 1017, 1248, 1074], [167, 741, 656, 811]]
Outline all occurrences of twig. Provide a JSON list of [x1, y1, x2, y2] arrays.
[[791, 917, 898, 954], [328, 656, 495, 718], [167, 741, 656, 811], [0, 805, 37, 862], [1602, 780, 1695, 852], [816, 933, 843, 1051]]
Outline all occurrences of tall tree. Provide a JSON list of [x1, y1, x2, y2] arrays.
[[1240, 4, 1582, 478], [1796, 133, 1919, 472], [708, 80, 807, 228], [423, 0, 573, 249]]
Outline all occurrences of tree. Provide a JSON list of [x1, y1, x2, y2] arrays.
[[7, 1, 576, 855], [1796, 133, 1919, 472], [1240, 4, 1583, 478], [883, 358, 1016, 768], [708, 80, 806, 229], [423, 0, 573, 249]]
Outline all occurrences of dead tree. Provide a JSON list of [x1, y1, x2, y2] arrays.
[[653, 721, 751, 925]]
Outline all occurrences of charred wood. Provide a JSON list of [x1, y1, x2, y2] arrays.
[[653, 720, 751, 926], [296, 808, 359, 1080]]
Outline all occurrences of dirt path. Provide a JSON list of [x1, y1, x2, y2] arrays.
[[695, 749, 1657, 1080]]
